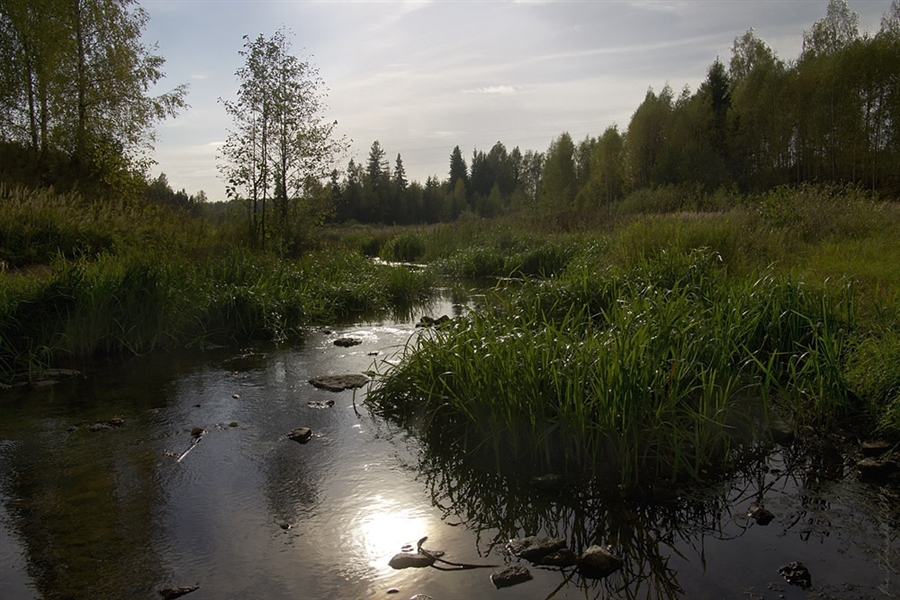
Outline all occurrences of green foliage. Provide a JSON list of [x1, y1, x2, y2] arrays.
[[0, 187, 434, 381], [0, 0, 187, 197], [380, 231, 427, 263], [219, 27, 346, 249], [369, 249, 860, 484]]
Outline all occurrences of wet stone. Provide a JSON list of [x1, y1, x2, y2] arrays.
[[747, 503, 776, 526], [577, 545, 623, 579], [768, 419, 795, 445], [389, 552, 435, 569], [159, 586, 199, 600], [538, 548, 578, 567], [333, 336, 362, 347], [86, 418, 126, 432], [490, 565, 532, 589], [307, 399, 335, 409], [530, 473, 565, 491], [507, 536, 567, 562], [309, 374, 369, 392], [857, 457, 899, 481], [416, 314, 451, 328], [779, 561, 812, 589], [859, 439, 892, 457], [288, 427, 312, 444]]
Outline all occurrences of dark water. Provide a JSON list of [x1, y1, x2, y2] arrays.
[[0, 289, 897, 600]]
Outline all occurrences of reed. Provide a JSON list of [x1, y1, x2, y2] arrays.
[[368, 248, 859, 485], [0, 246, 435, 381]]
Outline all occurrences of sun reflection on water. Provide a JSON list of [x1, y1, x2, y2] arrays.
[[354, 494, 433, 573]]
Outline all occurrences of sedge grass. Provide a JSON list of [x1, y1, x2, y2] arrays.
[[368, 249, 860, 486], [0, 247, 436, 382]]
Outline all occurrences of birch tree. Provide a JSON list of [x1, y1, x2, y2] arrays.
[[219, 28, 346, 249]]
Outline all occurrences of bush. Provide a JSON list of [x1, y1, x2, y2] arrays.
[[380, 231, 427, 262]]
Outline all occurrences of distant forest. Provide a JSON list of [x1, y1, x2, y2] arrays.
[[1, 0, 898, 228], [330, 0, 900, 225]]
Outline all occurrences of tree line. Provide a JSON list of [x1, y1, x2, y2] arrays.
[[331, 0, 900, 226], [1, 0, 897, 240]]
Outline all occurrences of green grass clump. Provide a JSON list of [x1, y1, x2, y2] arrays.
[[368, 248, 859, 485], [380, 231, 427, 263], [0, 247, 435, 382]]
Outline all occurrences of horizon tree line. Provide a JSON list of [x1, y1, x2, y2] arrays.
[[330, 0, 900, 225]]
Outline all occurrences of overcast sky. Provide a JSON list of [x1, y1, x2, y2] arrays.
[[141, 0, 893, 201]]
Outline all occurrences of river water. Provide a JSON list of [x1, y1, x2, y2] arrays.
[[0, 289, 897, 599]]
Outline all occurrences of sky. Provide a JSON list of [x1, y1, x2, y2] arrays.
[[141, 0, 895, 201]]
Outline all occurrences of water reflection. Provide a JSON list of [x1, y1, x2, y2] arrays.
[[0, 288, 896, 600], [412, 433, 898, 599]]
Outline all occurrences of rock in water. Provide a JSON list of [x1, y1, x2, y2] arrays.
[[857, 458, 898, 481], [747, 503, 775, 526], [539, 548, 578, 567], [388, 552, 435, 569], [577, 545, 623, 579], [507, 536, 567, 562], [530, 473, 565, 491], [309, 374, 370, 392], [288, 427, 312, 444], [490, 565, 532, 588], [779, 561, 812, 589], [159, 586, 199, 600]]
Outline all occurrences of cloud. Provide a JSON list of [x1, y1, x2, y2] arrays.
[[463, 85, 519, 95]]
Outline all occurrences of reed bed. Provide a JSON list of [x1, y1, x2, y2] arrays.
[[368, 249, 858, 485], [0, 247, 435, 382]]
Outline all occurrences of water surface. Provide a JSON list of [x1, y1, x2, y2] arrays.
[[0, 290, 897, 599]]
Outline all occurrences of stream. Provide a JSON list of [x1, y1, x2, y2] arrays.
[[0, 289, 897, 599]]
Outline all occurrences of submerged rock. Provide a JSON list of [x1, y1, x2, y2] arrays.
[[538, 548, 578, 567], [768, 419, 795, 445], [530, 473, 565, 491], [159, 586, 199, 600], [778, 561, 812, 589], [288, 427, 312, 444], [309, 374, 369, 392], [577, 545, 623, 579], [307, 399, 335, 409], [747, 503, 776, 526], [490, 565, 532, 588], [333, 336, 362, 347], [86, 418, 126, 432], [507, 536, 567, 562]]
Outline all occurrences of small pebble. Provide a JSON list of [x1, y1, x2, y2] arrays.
[[386, 588, 399, 594]]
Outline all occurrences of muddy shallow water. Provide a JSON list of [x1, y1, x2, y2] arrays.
[[0, 290, 897, 599]]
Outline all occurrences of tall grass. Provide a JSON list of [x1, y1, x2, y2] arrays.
[[368, 249, 860, 485], [0, 186, 437, 381]]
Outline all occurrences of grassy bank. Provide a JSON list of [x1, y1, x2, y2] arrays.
[[364, 185, 900, 484], [0, 186, 435, 382], [3, 183, 899, 485]]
